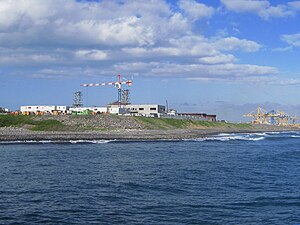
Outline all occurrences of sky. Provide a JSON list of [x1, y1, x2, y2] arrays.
[[1, 0, 300, 121]]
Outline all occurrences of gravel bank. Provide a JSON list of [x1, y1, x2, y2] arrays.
[[0, 125, 298, 141], [32, 115, 145, 130]]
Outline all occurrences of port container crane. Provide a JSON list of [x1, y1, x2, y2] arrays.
[[243, 106, 297, 126]]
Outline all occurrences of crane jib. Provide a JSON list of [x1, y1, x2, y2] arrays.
[[79, 75, 133, 106]]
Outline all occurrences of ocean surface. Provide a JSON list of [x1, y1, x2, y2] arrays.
[[1, 132, 300, 225]]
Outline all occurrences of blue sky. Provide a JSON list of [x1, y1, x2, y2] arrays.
[[1, 0, 300, 121]]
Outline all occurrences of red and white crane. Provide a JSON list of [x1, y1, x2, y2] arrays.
[[80, 74, 133, 107]]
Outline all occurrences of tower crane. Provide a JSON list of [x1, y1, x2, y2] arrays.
[[80, 74, 133, 107]]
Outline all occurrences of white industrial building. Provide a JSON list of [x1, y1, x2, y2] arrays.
[[126, 104, 165, 116], [20, 105, 68, 114], [107, 107, 129, 115], [107, 103, 166, 116], [0, 107, 8, 113], [69, 107, 107, 114], [20, 103, 166, 116]]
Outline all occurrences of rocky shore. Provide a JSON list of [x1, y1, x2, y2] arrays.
[[0, 125, 298, 142]]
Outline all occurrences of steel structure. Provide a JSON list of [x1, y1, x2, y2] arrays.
[[121, 89, 130, 105], [73, 91, 83, 108], [80, 75, 132, 107], [243, 107, 298, 126], [243, 107, 268, 124]]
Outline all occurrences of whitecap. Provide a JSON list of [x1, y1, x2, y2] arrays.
[[69, 140, 113, 144], [185, 134, 265, 142], [0, 139, 114, 144]]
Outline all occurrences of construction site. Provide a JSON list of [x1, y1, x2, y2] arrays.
[[243, 107, 298, 127], [7, 74, 217, 122], [3, 73, 300, 127]]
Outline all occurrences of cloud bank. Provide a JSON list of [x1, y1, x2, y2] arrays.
[[0, 0, 286, 83], [221, 0, 300, 19]]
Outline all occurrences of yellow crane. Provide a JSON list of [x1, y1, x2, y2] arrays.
[[243, 107, 268, 124], [244, 107, 298, 126]]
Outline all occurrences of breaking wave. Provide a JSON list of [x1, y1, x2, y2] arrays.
[[0, 140, 114, 144], [185, 131, 299, 142]]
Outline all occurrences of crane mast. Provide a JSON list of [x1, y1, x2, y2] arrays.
[[80, 74, 133, 107]]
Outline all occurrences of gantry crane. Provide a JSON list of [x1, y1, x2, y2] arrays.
[[244, 107, 298, 126], [291, 114, 298, 125], [80, 74, 133, 107], [243, 107, 268, 124]]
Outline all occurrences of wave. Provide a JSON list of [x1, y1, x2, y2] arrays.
[[0, 139, 114, 144], [1, 131, 299, 144], [186, 135, 265, 142], [185, 131, 300, 142]]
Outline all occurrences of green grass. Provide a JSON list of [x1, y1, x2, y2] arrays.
[[134, 116, 252, 130], [0, 114, 253, 131], [30, 120, 67, 131], [0, 115, 36, 127], [224, 122, 253, 129], [0, 115, 68, 131]]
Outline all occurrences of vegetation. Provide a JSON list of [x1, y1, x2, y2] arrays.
[[30, 120, 67, 131], [0, 114, 253, 131], [0, 115, 68, 131], [134, 116, 252, 130], [0, 115, 35, 127]]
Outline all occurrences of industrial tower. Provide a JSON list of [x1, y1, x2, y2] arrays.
[[73, 91, 83, 108], [121, 89, 130, 105]]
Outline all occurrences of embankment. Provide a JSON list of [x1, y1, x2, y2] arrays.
[[0, 114, 298, 141]]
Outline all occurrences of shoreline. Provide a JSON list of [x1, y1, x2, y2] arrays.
[[0, 125, 298, 142]]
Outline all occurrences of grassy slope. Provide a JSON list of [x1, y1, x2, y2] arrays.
[[133, 117, 252, 130], [0, 115, 67, 131], [0, 114, 253, 131]]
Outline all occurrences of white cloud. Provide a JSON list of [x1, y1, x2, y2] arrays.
[[288, 1, 300, 10], [0, 0, 191, 47], [198, 54, 237, 64], [178, 0, 214, 20], [122, 35, 261, 59], [272, 46, 293, 52], [221, 0, 270, 13], [57, 17, 156, 46], [213, 37, 262, 52], [281, 33, 300, 47], [221, 0, 295, 19], [189, 75, 300, 87], [75, 49, 108, 61], [115, 61, 277, 78], [259, 5, 294, 19], [0, 0, 283, 84], [0, 48, 60, 65]]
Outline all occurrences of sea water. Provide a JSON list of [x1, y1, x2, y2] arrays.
[[1, 132, 300, 224]]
